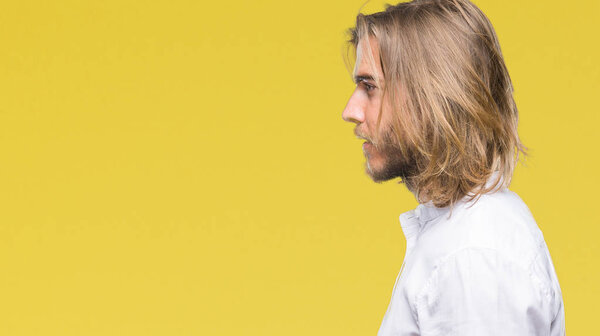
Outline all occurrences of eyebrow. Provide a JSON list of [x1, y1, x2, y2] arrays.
[[353, 74, 376, 84]]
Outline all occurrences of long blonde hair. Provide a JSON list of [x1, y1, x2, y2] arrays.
[[344, 0, 529, 209]]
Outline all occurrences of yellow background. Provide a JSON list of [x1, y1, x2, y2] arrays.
[[0, 0, 597, 334]]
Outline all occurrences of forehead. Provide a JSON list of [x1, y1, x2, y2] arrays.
[[353, 36, 383, 81]]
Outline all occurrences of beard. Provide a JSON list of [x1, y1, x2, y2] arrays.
[[363, 125, 420, 184]]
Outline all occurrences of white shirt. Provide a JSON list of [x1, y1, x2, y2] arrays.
[[377, 172, 566, 336]]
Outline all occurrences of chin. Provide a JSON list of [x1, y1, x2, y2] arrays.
[[366, 159, 390, 182]]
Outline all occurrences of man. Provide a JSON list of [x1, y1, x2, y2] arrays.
[[341, 0, 565, 335]]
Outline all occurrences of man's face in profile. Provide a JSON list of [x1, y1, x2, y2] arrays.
[[342, 37, 418, 183]]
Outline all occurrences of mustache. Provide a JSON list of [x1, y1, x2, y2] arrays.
[[354, 128, 372, 142]]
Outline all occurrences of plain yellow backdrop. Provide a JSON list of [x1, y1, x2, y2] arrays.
[[0, 0, 597, 334]]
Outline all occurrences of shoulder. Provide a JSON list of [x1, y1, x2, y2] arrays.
[[416, 189, 546, 270], [450, 189, 547, 267]]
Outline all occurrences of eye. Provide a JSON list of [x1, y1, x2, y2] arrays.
[[359, 80, 376, 93]]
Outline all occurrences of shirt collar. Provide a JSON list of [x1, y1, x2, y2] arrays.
[[398, 170, 505, 241]]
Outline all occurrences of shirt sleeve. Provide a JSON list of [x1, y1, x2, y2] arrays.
[[414, 247, 555, 336]]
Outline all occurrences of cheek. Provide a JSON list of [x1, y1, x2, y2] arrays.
[[365, 102, 383, 126], [367, 107, 391, 143]]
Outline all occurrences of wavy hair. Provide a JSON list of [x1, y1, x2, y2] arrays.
[[343, 0, 529, 209]]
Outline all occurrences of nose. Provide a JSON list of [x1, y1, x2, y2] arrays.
[[342, 91, 365, 124]]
